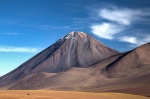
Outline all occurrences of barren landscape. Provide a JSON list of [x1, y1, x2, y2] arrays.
[[0, 90, 149, 99], [1, 0, 150, 99], [0, 32, 150, 99]]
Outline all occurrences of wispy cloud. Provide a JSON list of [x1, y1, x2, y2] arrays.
[[39, 25, 69, 29], [90, 6, 150, 47], [119, 36, 137, 44], [99, 7, 143, 25], [119, 35, 150, 46], [0, 46, 39, 53], [0, 32, 19, 35], [30, 25, 70, 30], [91, 23, 124, 39]]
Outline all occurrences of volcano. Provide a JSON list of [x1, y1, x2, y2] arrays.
[[0, 31, 150, 97], [0, 31, 118, 87]]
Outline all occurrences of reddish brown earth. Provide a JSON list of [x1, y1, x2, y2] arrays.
[[0, 31, 150, 97], [0, 32, 118, 87], [0, 90, 149, 99]]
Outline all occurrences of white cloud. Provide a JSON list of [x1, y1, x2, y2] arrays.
[[91, 23, 124, 39], [119, 36, 137, 44], [119, 35, 150, 46], [90, 6, 150, 48], [137, 35, 150, 46], [0, 46, 38, 53], [0, 33, 19, 35], [99, 8, 143, 25], [32, 25, 69, 30]]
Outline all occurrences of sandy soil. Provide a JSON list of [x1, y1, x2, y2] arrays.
[[0, 90, 149, 99]]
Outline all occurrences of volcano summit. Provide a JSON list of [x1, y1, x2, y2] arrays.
[[0, 31, 150, 97], [0, 31, 118, 87]]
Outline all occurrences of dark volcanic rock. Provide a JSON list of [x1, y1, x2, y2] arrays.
[[0, 31, 119, 87]]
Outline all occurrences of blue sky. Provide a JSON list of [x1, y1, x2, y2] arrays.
[[0, 0, 150, 76]]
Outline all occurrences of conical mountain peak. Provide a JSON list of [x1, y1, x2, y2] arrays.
[[64, 31, 88, 39], [0, 31, 119, 87], [0, 32, 150, 93]]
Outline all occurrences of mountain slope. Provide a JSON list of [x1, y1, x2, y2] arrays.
[[8, 43, 150, 97], [0, 31, 150, 97], [104, 42, 150, 78], [84, 42, 150, 96], [0, 31, 119, 88]]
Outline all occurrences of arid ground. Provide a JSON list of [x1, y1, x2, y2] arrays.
[[0, 90, 149, 99], [0, 32, 150, 99]]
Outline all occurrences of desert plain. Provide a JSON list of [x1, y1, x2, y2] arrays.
[[0, 90, 149, 99]]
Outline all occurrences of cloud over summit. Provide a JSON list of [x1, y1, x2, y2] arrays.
[[90, 6, 150, 47], [99, 8, 143, 25], [91, 23, 124, 39]]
